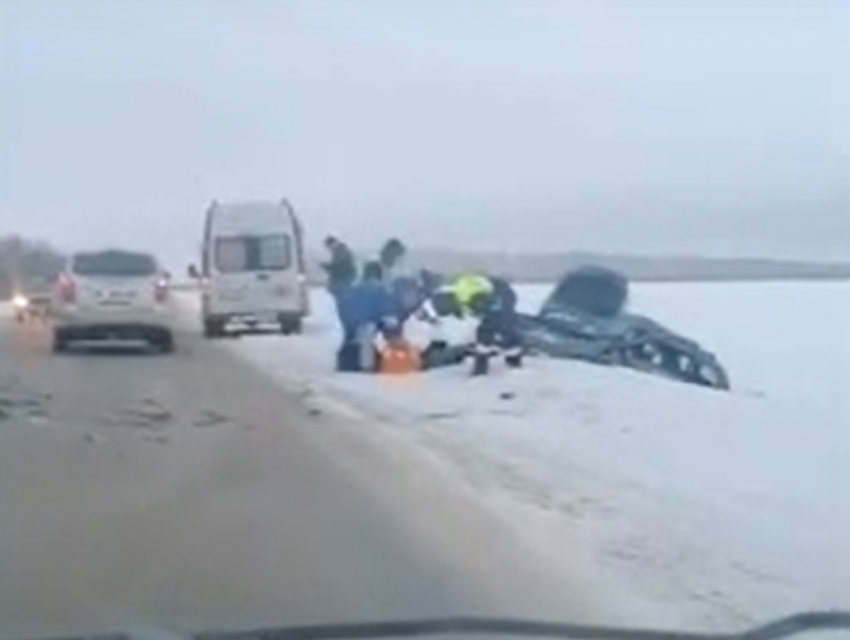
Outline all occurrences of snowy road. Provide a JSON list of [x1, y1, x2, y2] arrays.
[[0, 316, 576, 638]]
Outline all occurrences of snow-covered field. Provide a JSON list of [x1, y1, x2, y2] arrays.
[[178, 281, 850, 630]]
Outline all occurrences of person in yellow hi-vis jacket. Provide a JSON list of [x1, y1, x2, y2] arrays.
[[417, 273, 492, 325], [453, 274, 493, 314], [418, 273, 523, 375]]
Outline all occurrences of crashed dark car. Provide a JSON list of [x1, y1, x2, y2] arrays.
[[516, 266, 731, 390]]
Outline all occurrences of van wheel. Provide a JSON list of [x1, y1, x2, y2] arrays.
[[203, 318, 225, 339], [279, 318, 303, 335]]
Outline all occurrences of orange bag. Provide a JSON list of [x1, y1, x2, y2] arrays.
[[379, 339, 422, 374]]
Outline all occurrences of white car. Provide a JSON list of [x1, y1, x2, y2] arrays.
[[51, 249, 177, 353]]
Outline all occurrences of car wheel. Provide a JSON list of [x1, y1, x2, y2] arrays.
[[203, 318, 225, 339], [156, 331, 176, 354], [52, 329, 69, 354], [279, 317, 303, 335]]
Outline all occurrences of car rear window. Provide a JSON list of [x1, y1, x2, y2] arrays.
[[72, 251, 158, 277], [214, 234, 292, 272]]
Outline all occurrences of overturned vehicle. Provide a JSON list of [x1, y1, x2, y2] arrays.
[[515, 266, 730, 390]]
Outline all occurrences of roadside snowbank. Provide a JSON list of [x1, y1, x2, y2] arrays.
[[177, 284, 850, 629]]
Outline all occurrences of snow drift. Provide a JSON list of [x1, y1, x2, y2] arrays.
[[175, 282, 850, 631]]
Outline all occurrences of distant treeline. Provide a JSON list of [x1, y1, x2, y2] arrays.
[[0, 235, 65, 298], [2, 233, 848, 300]]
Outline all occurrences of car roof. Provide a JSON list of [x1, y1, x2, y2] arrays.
[[69, 249, 160, 265]]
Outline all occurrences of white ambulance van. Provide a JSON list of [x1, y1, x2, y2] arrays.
[[196, 199, 309, 337]]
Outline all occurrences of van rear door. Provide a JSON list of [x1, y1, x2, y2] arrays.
[[209, 233, 301, 317]]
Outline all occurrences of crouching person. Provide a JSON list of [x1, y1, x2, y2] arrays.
[[335, 261, 397, 373], [418, 273, 523, 375], [466, 276, 523, 376]]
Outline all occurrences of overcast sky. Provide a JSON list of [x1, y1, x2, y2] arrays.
[[2, 0, 848, 263]]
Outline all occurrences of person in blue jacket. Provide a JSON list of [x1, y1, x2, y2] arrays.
[[334, 260, 398, 372], [388, 274, 426, 324]]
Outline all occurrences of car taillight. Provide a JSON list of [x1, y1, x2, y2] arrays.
[[154, 279, 169, 303], [58, 275, 76, 303]]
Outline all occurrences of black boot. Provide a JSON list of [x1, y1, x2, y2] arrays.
[[336, 342, 361, 372], [472, 354, 490, 376]]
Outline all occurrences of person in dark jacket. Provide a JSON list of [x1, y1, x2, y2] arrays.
[[322, 236, 357, 296], [469, 275, 523, 376], [419, 269, 444, 297], [378, 238, 407, 279], [334, 261, 397, 372]]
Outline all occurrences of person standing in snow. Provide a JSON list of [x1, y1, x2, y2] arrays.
[[334, 260, 399, 372], [419, 269, 444, 296], [378, 238, 407, 280], [322, 235, 357, 297]]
